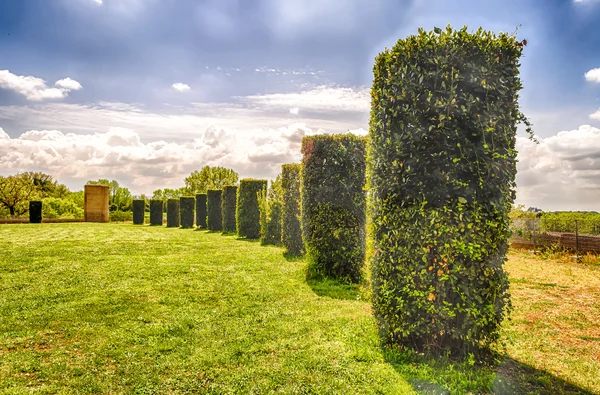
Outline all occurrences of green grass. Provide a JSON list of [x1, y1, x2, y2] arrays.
[[0, 224, 597, 394]]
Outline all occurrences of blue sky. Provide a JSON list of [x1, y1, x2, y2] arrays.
[[1, 0, 600, 210]]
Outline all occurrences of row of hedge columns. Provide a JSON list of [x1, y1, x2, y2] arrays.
[[281, 164, 303, 255]]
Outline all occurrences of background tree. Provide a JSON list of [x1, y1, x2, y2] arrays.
[[0, 172, 56, 217], [184, 166, 239, 195]]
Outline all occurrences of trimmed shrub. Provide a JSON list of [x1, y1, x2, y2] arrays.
[[236, 179, 267, 239], [207, 190, 222, 231], [221, 186, 238, 233], [150, 199, 163, 225], [368, 26, 530, 356], [196, 194, 207, 229], [259, 176, 283, 245], [29, 201, 42, 223], [132, 199, 145, 225], [282, 164, 303, 254], [301, 134, 367, 284], [179, 197, 195, 228], [166, 198, 180, 228]]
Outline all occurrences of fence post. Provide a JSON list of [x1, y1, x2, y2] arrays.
[[533, 218, 537, 255], [575, 219, 581, 262]]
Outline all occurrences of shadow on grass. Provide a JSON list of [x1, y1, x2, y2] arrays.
[[283, 252, 304, 262], [384, 348, 593, 395], [306, 277, 362, 301]]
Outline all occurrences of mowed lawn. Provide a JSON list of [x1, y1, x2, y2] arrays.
[[0, 224, 598, 394]]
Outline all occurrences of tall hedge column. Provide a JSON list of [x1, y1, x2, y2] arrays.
[[369, 26, 527, 356], [236, 179, 267, 239], [166, 198, 180, 228], [221, 186, 237, 233], [196, 194, 207, 229], [282, 164, 303, 254], [132, 199, 145, 225], [150, 199, 163, 225], [301, 134, 366, 283], [180, 197, 195, 229], [207, 190, 222, 231], [29, 201, 42, 224]]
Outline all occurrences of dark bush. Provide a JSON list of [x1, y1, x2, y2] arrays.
[[110, 210, 133, 222], [166, 198, 180, 228], [368, 26, 530, 356], [29, 201, 42, 223], [179, 197, 195, 228], [301, 134, 367, 284], [132, 199, 145, 225], [281, 164, 303, 254], [207, 190, 222, 231], [196, 194, 207, 229], [236, 179, 267, 239], [150, 199, 163, 225], [221, 186, 238, 233]]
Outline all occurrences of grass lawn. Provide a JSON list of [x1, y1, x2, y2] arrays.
[[0, 223, 598, 394]]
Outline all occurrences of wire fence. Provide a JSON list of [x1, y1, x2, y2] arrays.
[[510, 218, 600, 254]]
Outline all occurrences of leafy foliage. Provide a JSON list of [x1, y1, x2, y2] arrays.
[[179, 197, 195, 229], [236, 179, 268, 239], [207, 190, 222, 231], [259, 176, 283, 245], [29, 201, 42, 223], [196, 194, 207, 229], [41, 197, 84, 219], [221, 186, 238, 233], [109, 210, 133, 222], [282, 164, 303, 255], [166, 199, 180, 228], [184, 166, 239, 195], [368, 26, 528, 356], [301, 134, 367, 284], [149, 199, 163, 226], [132, 199, 145, 225]]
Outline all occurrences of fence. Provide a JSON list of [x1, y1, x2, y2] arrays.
[[509, 218, 600, 254]]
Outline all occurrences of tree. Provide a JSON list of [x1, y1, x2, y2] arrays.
[[184, 166, 239, 195], [0, 172, 56, 217]]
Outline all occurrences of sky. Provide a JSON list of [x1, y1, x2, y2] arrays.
[[1, 0, 600, 211]]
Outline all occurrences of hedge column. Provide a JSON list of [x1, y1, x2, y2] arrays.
[[196, 194, 207, 229], [166, 198, 180, 228], [29, 201, 42, 223], [236, 179, 267, 239], [369, 26, 527, 356], [282, 164, 303, 254], [132, 199, 145, 225], [221, 186, 237, 233], [301, 134, 366, 283], [150, 199, 163, 225], [180, 197, 195, 228], [207, 190, 222, 231]]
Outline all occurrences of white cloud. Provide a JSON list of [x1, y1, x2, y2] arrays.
[[0, 70, 82, 101], [515, 125, 600, 211], [55, 78, 83, 91], [92, 0, 103, 5], [241, 85, 370, 114], [590, 109, 600, 120], [585, 68, 600, 83], [172, 82, 191, 92], [289, 107, 299, 115]]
